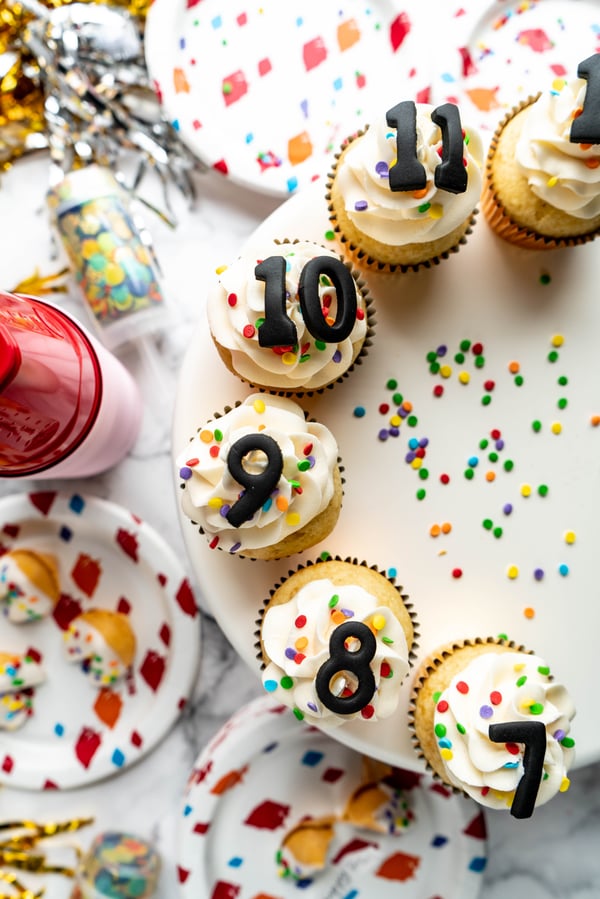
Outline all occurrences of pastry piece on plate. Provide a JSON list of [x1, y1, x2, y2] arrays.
[[0, 651, 45, 730], [276, 815, 336, 885], [63, 609, 136, 687], [342, 758, 412, 836], [0, 548, 61, 623]]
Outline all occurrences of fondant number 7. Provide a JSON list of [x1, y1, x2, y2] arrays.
[[488, 720, 547, 819]]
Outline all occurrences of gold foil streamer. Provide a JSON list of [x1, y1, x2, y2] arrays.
[[10, 267, 69, 296], [0, 0, 152, 169], [0, 869, 44, 898], [0, 817, 92, 887]]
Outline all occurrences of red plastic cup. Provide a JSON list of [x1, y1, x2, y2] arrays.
[[0, 291, 142, 478]]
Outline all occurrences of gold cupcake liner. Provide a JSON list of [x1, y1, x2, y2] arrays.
[[215, 238, 376, 399], [179, 404, 345, 562], [483, 95, 600, 250], [325, 130, 479, 274], [254, 555, 420, 670], [407, 635, 531, 791]]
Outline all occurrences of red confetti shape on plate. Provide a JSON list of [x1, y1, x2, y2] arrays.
[[71, 553, 102, 597], [210, 883, 240, 899], [74, 727, 102, 769], [222, 71, 248, 106], [117, 597, 131, 615], [376, 851, 421, 882], [177, 866, 190, 883], [116, 529, 139, 562], [332, 837, 378, 864], [52, 594, 83, 630], [24, 646, 42, 664], [175, 578, 198, 617], [43, 780, 59, 790], [2, 524, 19, 538], [2, 755, 14, 774], [243, 799, 290, 830], [130, 730, 143, 748], [159, 623, 171, 646], [390, 12, 411, 52], [28, 492, 56, 516], [139, 650, 166, 691], [302, 37, 327, 71], [517, 28, 553, 52], [193, 822, 210, 835]]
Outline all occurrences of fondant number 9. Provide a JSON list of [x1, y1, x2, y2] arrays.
[[225, 433, 283, 528], [315, 621, 376, 715]]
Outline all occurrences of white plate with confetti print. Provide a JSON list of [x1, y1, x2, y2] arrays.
[[0, 491, 201, 790], [174, 169, 600, 775], [177, 695, 487, 898], [428, 0, 600, 143], [144, 0, 430, 198]]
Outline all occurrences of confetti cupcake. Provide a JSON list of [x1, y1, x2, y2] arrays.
[[409, 637, 576, 818], [207, 239, 372, 395], [482, 64, 600, 249], [0, 548, 60, 623], [257, 558, 417, 724], [176, 394, 343, 560], [63, 609, 136, 686], [326, 101, 483, 271], [0, 651, 45, 731]]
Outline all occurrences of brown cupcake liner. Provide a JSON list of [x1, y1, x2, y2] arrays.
[[253, 555, 420, 670], [407, 635, 532, 792], [325, 129, 479, 274], [179, 402, 345, 562], [483, 95, 600, 250], [215, 238, 376, 399]]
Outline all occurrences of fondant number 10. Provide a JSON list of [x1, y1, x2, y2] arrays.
[[255, 255, 357, 349]]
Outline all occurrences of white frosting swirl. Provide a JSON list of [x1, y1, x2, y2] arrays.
[[207, 240, 367, 391], [516, 80, 600, 218], [334, 104, 483, 243], [433, 651, 575, 811], [176, 394, 339, 554], [261, 577, 410, 725]]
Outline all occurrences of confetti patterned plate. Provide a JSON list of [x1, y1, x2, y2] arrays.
[[177, 696, 487, 898], [174, 172, 600, 773], [429, 0, 600, 142], [0, 491, 201, 790], [144, 0, 429, 197]]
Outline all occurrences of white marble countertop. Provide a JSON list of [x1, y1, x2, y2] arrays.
[[2, 154, 600, 899]]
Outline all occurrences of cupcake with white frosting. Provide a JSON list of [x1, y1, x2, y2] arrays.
[[327, 101, 483, 271], [257, 558, 417, 723], [176, 394, 343, 560], [410, 637, 576, 818], [207, 239, 371, 395], [482, 61, 600, 248]]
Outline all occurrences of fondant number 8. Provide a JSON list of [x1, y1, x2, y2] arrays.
[[315, 621, 376, 715], [256, 255, 357, 349]]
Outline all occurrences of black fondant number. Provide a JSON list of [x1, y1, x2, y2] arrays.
[[488, 721, 547, 819], [298, 256, 357, 343], [386, 101, 427, 192], [570, 53, 600, 145], [315, 621, 376, 715], [256, 255, 357, 348], [385, 100, 467, 194], [432, 103, 468, 194], [225, 433, 283, 528], [256, 257, 297, 348]]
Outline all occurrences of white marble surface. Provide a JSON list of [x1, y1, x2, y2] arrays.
[[2, 154, 600, 899]]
